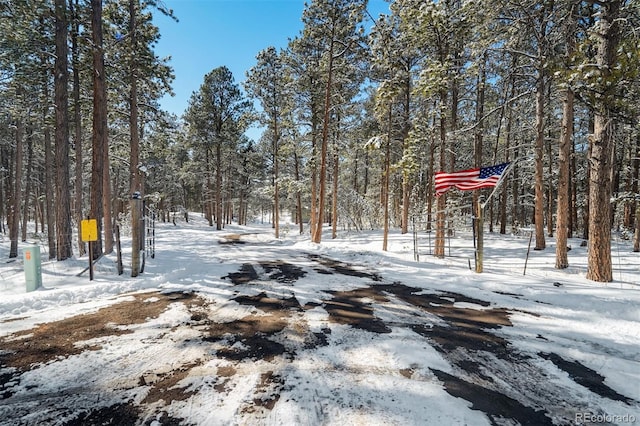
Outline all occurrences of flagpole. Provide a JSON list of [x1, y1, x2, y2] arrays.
[[472, 200, 477, 270], [476, 197, 484, 273], [477, 162, 515, 273]]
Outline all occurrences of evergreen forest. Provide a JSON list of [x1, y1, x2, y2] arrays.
[[1, 0, 639, 283]]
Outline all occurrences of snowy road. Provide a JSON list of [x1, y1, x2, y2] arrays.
[[1, 221, 639, 425]]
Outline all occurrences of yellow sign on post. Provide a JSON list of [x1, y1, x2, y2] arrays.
[[81, 219, 98, 242]]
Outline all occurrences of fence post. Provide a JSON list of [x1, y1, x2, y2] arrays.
[[476, 200, 484, 273], [131, 193, 142, 277]]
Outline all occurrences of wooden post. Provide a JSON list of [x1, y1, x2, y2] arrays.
[[472, 203, 477, 268], [88, 241, 93, 281], [524, 230, 534, 275], [476, 199, 484, 273], [115, 223, 123, 275]]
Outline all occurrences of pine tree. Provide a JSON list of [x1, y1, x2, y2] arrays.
[[185, 67, 251, 231], [294, 0, 367, 243], [370, 5, 424, 246], [398, 0, 468, 258], [245, 47, 293, 239]]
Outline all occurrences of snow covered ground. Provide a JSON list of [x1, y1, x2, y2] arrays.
[[0, 214, 639, 425]]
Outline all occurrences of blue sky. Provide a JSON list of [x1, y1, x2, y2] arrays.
[[153, 0, 390, 119]]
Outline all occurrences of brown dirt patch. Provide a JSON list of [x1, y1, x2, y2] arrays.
[[308, 254, 383, 281], [324, 287, 391, 333], [252, 371, 284, 410], [0, 291, 201, 372], [142, 360, 204, 404]]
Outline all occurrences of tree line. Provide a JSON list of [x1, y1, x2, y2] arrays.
[[1, 0, 639, 283]]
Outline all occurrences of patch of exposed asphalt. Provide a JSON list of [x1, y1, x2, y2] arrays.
[[64, 403, 185, 426], [234, 292, 302, 312], [307, 253, 383, 281], [539, 352, 635, 404], [376, 284, 514, 359], [430, 369, 554, 425], [220, 258, 637, 421], [260, 261, 307, 284], [63, 402, 141, 426], [224, 263, 258, 284], [223, 261, 307, 285]]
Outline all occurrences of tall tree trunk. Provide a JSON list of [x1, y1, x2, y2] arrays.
[[546, 113, 554, 238], [473, 53, 486, 237], [426, 100, 437, 231], [129, 0, 140, 274], [533, 66, 546, 250], [512, 142, 520, 227], [401, 68, 412, 234], [569, 133, 577, 238], [500, 70, 515, 235], [312, 23, 336, 244], [631, 133, 640, 231], [90, 0, 107, 259], [21, 130, 33, 242], [382, 106, 392, 251], [9, 116, 23, 258], [55, 0, 73, 260], [71, 0, 85, 257], [586, 0, 622, 282], [623, 131, 639, 230], [434, 92, 447, 258], [35, 186, 43, 234], [36, 18, 57, 258], [102, 134, 113, 254], [294, 150, 303, 235], [427, 135, 435, 231], [273, 124, 280, 238], [310, 118, 318, 237], [556, 87, 574, 269], [204, 149, 213, 226], [42, 88, 56, 259], [556, 4, 576, 269], [582, 114, 594, 240], [634, 202, 640, 252], [0, 147, 4, 236], [216, 141, 223, 230], [331, 137, 339, 240]]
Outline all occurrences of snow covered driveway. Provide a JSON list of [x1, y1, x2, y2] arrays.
[[1, 221, 639, 425]]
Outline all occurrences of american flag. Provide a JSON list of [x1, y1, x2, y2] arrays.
[[435, 162, 510, 196]]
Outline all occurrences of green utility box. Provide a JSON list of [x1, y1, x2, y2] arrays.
[[23, 245, 42, 292]]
